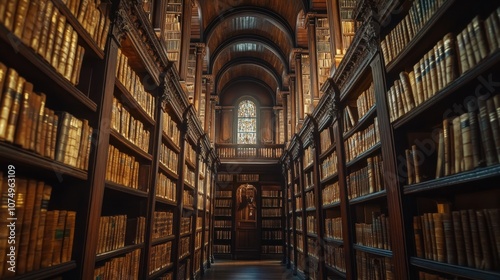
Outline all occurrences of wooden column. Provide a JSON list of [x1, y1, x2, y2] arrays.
[[211, 97, 219, 143], [327, 0, 343, 58], [282, 92, 289, 143], [289, 76, 296, 136], [204, 76, 212, 133], [307, 14, 320, 104], [193, 43, 205, 114], [294, 52, 305, 124], [179, 0, 193, 80]]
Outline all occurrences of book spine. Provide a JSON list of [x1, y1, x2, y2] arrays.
[[452, 211, 466, 266], [478, 99, 498, 166], [5, 77, 25, 143]]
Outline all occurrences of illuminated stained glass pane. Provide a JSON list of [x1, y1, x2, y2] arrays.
[[237, 100, 257, 144]]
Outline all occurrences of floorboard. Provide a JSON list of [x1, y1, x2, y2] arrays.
[[201, 260, 301, 280]]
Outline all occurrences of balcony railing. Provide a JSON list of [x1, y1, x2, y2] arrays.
[[215, 144, 284, 161]]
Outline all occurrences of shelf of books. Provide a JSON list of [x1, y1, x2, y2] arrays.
[[261, 186, 284, 259], [302, 54, 312, 115], [214, 175, 233, 258], [163, 0, 182, 66], [339, 0, 357, 55], [382, 0, 500, 278], [316, 17, 333, 90]]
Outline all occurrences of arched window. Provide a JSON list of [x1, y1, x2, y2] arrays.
[[237, 100, 257, 144]]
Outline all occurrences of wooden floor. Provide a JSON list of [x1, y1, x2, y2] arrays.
[[201, 260, 300, 280]]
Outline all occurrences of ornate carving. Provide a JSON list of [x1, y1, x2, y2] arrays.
[[113, 9, 130, 43]]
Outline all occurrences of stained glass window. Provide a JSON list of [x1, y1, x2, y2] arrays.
[[237, 100, 257, 144]]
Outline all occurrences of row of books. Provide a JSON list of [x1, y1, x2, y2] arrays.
[[381, 0, 447, 66], [116, 49, 156, 119], [162, 111, 180, 146], [325, 244, 346, 273], [159, 143, 178, 174], [321, 152, 338, 179], [307, 215, 317, 234], [213, 220, 231, 228], [195, 232, 202, 249], [262, 208, 281, 217], [215, 189, 232, 196], [322, 182, 340, 206], [184, 165, 195, 187], [261, 245, 283, 254], [320, 128, 332, 154], [262, 190, 282, 197], [196, 217, 203, 230], [94, 249, 140, 280], [185, 141, 196, 164], [307, 237, 319, 258], [157, 172, 176, 202], [262, 198, 282, 207], [149, 242, 172, 275], [437, 95, 500, 176], [2, 0, 86, 85], [387, 33, 456, 122], [214, 208, 231, 216], [305, 190, 315, 209], [213, 245, 230, 254], [344, 118, 380, 162], [325, 217, 343, 240], [180, 217, 192, 235], [61, 0, 110, 51], [215, 230, 231, 240], [339, 0, 357, 9], [458, 12, 500, 75], [304, 170, 314, 190], [347, 155, 384, 199], [296, 196, 302, 212], [413, 208, 500, 270], [105, 145, 142, 190], [0, 65, 92, 169], [152, 211, 173, 240], [355, 252, 394, 280], [303, 146, 314, 168], [183, 190, 194, 207], [356, 83, 375, 121], [96, 215, 127, 254], [341, 21, 355, 34], [355, 212, 391, 250], [296, 217, 303, 232], [0, 178, 70, 276], [262, 219, 281, 228], [197, 194, 203, 210], [111, 97, 151, 153], [179, 236, 190, 258]]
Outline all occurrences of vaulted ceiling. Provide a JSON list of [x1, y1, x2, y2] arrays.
[[190, 0, 328, 103]]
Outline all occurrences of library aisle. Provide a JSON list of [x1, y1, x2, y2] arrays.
[[201, 260, 301, 280]]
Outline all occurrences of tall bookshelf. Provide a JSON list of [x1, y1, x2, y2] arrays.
[[316, 17, 333, 90], [163, 0, 182, 66], [213, 174, 233, 258], [0, 1, 216, 279], [260, 186, 284, 258], [339, 0, 357, 54], [283, 0, 500, 279]]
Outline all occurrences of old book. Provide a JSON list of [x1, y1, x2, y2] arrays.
[[395, 79, 406, 116], [55, 112, 71, 163], [45, 7, 63, 64], [41, 210, 58, 268], [466, 101, 484, 168], [442, 212, 456, 265], [37, 1, 54, 57], [16, 180, 37, 274], [71, 46, 85, 85], [466, 22, 482, 66], [476, 210, 493, 270], [26, 181, 45, 272], [33, 184, 52, 270], [406, 149, 414, 185], [478, 99, 498, 166], [486, 98, 500, 162], [428, 50, 438, 96], [442, 119, 452, 176], [76, 119, 88, 169], [29, 0, 48, 51], [456, 31, 469, 74], [451, 117, 463, 173], [38, 109, 49, 157], [61, 211, 76, 263], [52, 210, 67, 265], [31, 92, 46, 153], [400, 71, 415, 112], [452, 211, 466, 266], [433, 43, 443, 91], [463, 26, 477, 71], [2, 0, 18, 31], [443, 33, 457, 85], [428, 213, 437, 261], [77, 0, 90, 24], [5, 76, 25, 143], [468, 210, 482, 269], [460, 113, 474, 172], [485, 14, 499, 52], [421, 54, 430, 101], [59, 24, 73, 76], [21, 1, 40, 45], [13, 0, 31, 38], [472, 16, 489, 61], [51, 14, 67, 72], [422, 213, 432, 260], [414, 216, 424, 258], [13, 81, 33, 148], [433, 213, 445, 263], [50, 113, 59, 160], [436, 129, 445, 179], [485, 209, 500, 269], [412, 145, 421, 183], [0, 68, 19, 140], [460, 210, 474, 267]]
